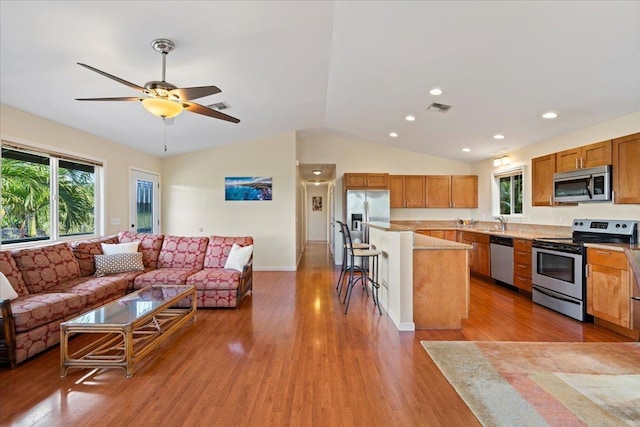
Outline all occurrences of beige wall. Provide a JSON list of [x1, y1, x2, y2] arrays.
[[160, 132, 298, 271], [0, 104, 161, 237], [471, 111, 640, 227]]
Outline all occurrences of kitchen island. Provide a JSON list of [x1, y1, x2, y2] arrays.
[[368, 222, 471, 331]]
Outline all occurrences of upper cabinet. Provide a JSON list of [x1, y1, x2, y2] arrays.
[[451, 175, 478, 208], [388, 174, 477, 208], [556, 140, 612, 172], [531, 154, 556, 206], [425, 175, 478, 208], [612, 132, 640, 204], [343, 173, 389, 189], [389, 175, 426, 208]]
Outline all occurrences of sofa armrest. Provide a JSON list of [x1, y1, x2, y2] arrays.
[[0, 299, 17, 368], [239, 259, 253, 297]]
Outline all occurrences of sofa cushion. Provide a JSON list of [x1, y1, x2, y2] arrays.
[[10, 292, 87, 333], [186, 269, 241, 291], [133, 268, 201, 290], [224, 244, 253, 271], [11, 243, 81, 294], [94, 252, 144, 276], [204, 236, 254, 268], [108, 267, 154, 291], [118, 232, 164, 268], [46, 276, 128, 307], [157, 236, 208, 269], [70, 235, 119, 276], [0, 251, 29, 296], [101, 241, 140, 255]]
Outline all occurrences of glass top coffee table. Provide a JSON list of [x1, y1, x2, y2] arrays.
[[60, 284, 196, 378]]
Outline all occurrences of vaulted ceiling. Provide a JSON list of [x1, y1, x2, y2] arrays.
[[1, 1, 639, 164]]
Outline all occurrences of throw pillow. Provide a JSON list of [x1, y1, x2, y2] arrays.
[[224, 244, 253, 272], [101, 241, 140, 255], [94, 253, 144, 276], [0, 272, 19, 300]]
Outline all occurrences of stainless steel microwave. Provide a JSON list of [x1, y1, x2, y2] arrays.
[[553, 165, 612, 203]]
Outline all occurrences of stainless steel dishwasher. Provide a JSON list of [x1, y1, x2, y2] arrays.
[[490, 235, 514, 285]]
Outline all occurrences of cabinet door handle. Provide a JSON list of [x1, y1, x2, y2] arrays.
[[586, 264, 590, 277], [575, 158, 579, 169], [596, 250, 612, 255], [549, 195, 553, 206]]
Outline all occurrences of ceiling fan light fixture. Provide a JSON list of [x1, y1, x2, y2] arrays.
[[142, 97, 183, 118]]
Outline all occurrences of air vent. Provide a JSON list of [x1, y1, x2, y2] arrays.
[[207, 101, 229, 110], [427, 102, 452, 113]]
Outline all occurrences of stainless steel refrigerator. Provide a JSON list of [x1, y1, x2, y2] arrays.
[[345, 189, 391, 244]]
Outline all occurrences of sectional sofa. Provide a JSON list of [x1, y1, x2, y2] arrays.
[[0, 232, 253, 367]]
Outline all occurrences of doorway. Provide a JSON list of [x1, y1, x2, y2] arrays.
[[129, 169, 160, 234]]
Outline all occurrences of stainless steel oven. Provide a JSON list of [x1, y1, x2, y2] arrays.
[[532, 218, 638, 322], [532, 242, 585, 320]]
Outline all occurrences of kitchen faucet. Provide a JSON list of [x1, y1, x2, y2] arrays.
[[494, 216, 506, 232]]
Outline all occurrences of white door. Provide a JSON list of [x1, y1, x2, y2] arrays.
[[129, 170, 160, 234]]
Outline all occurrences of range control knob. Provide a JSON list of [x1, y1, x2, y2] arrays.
[[622, 224, 628, 228], [616, 223, 621, 228]]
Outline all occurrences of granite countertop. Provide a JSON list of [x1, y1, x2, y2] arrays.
[[413, 233, 472, 251], [367, 220, 571, 241]]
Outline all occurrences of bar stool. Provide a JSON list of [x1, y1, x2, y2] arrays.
[[340, 222, 382, 315], [335, 221, 369, 298]]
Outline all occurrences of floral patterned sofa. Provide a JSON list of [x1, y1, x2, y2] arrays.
[[0, 233, 253, 367]]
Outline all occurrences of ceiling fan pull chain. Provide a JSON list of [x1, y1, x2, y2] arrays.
[[163, 118, 168, 152]]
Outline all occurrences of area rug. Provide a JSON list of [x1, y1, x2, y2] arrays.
[[421, 341, 640, 426]]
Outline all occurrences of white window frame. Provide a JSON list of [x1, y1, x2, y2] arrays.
[[1, 139, 104, 249], [491, 165, 525, 218]]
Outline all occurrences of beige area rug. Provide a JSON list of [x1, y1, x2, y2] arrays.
[[421, 341, 640, 426]]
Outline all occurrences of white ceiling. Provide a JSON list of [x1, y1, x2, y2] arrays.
[[1, 1, 639, 167]]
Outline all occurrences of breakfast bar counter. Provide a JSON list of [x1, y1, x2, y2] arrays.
[[368, 222, 471, 331]]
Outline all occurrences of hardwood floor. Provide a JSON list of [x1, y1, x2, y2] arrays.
[[0, 242, 632, 426]]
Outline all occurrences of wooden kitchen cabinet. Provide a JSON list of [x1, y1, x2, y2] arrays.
[[425, 175, 478, 208], [343, 173, 389, 189], [513, 238, 532, 292], [586, 248, 638, 338], [556, 140, 611, 172], [531, 154, 556, 206], [458, 231, 490, 277], [389, 175, 404, 208], [612, 132, 640, 204], [389, 175, 426, 208]]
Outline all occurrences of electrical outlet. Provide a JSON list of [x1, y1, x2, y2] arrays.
[[111, 217, 120, 225]]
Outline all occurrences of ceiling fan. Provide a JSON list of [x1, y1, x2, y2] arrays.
[[76, 38, 240, 123]]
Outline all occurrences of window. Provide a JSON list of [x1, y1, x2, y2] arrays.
[[1, 144, 101, 245], [492, 167, 523, 216]]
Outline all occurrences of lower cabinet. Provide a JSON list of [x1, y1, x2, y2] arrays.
[[458, 231, 490, 277], [586, 248, 639, 337], [513, 238, 532, 292]]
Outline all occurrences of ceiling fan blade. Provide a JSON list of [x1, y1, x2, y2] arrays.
[[75, 97, 143, 101], [169, 86, 221, 101], [183, 102, 240, 123], [77, 63, 145, 93]]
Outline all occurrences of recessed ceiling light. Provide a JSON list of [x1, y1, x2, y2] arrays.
[[542, 111, 558, 119], [314, 182, 320, 186], [429, 88, 443, 96], [405, 115, 416, 122], [493, 134, 505, 140], [462, 148, 471, 152], [312, 170, 322, 175], [389, 132, 398, 138]]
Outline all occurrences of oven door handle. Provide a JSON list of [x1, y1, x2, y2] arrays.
[[534, 286, 580, 305]]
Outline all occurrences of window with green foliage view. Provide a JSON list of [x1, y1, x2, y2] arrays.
[[494, 168, 523, 216], [1, 147, 99, 245]]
